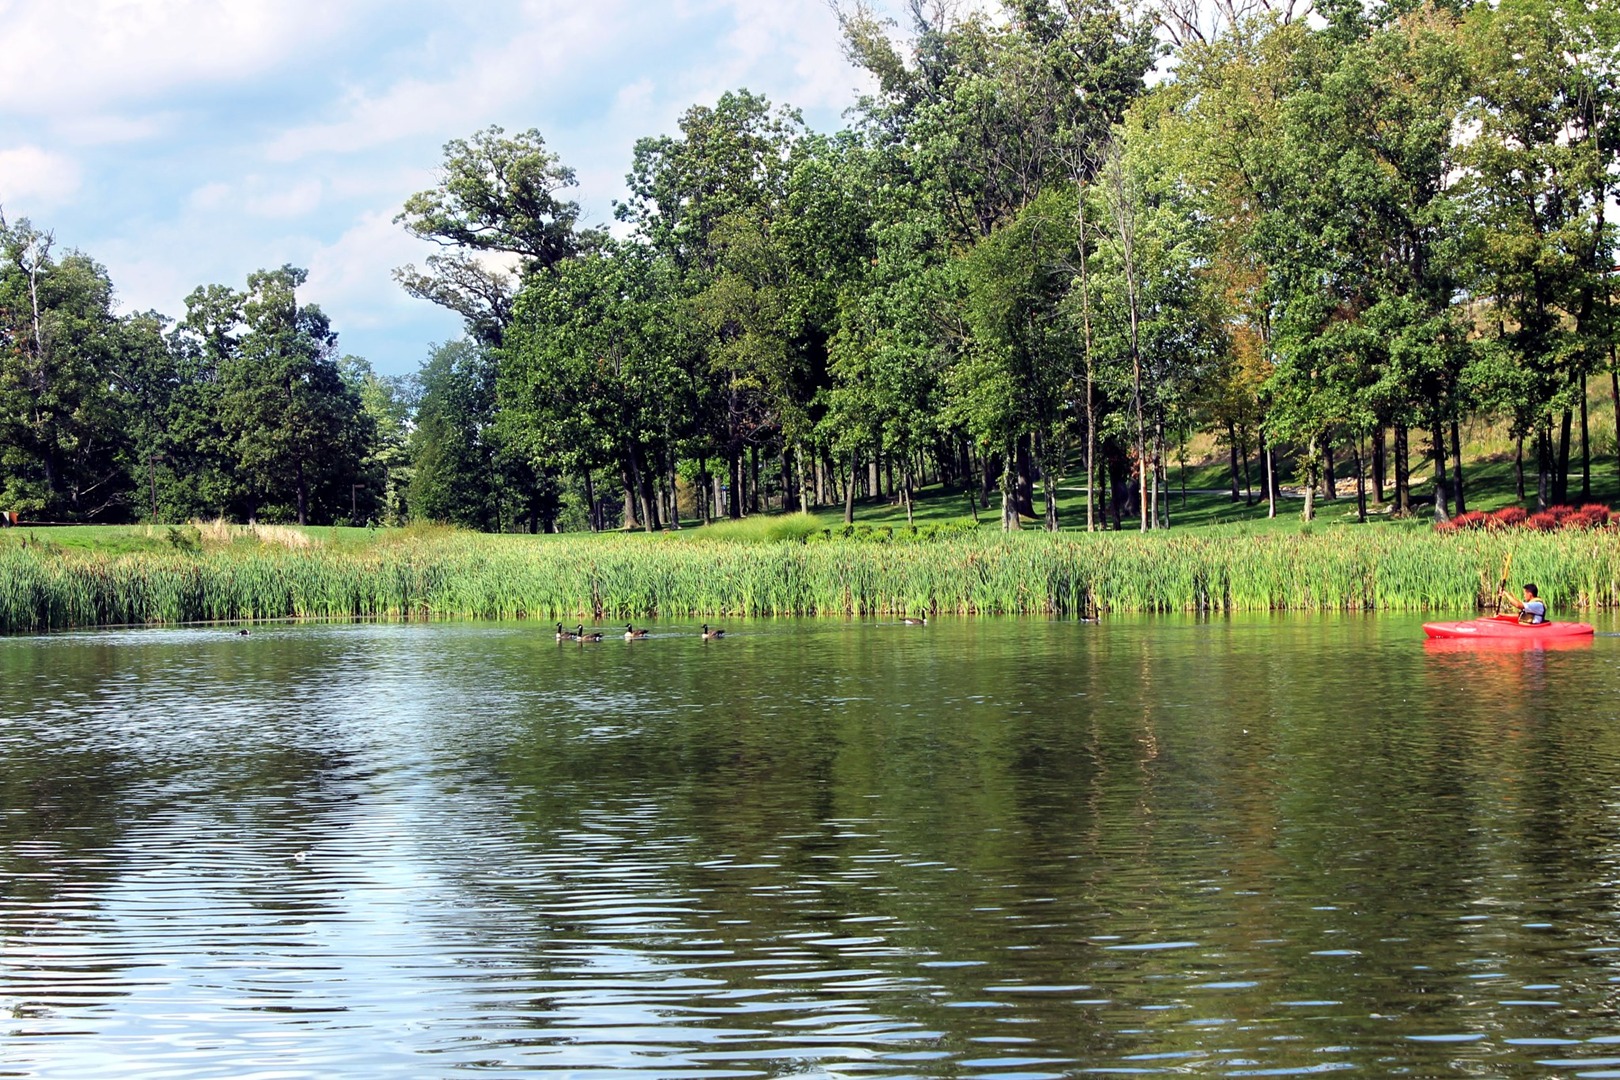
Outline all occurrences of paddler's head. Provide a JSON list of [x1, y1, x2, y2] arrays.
[[1523, 583, 1538, 600]]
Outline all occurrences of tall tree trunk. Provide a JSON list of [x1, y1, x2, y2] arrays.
[[637, 452, 659, 532], [1450, 420, 1466, 515], [1393, 423, 1410, 516], [1014, 434, 1036, 519], [1301, 435, 1317, 523], [1147, 426, 1159, 529], [1038, 432, 1059, 531], [1108, 146, 1150, 534], [1078, 171, 1097, 532], [1227, 422, 1241, 502], [622, 464, 639, 530], [795, 445, 808, 514], [1536, 419, 1552, 511], [728, 451, 743, 520], [844, 451, 857, 525], [1555, 408, 1572, 504], [1432, 424, 1450, 523], [1001, 444, 1021, 531], [1372, 423, 1387, 504], [583, 471, 597, 532], [904, 465, 915, 527], [1155, 417, 1169, 529], [1580, 387, 1591, 502], [1262, 430, 1277, 519], [964, 448, 978, 517], [295, 457, 308, 526], [669, 460, 681, 529], [1095, 450, 1109, 526], [1354, 434, 1367, 524], [1322, 436, 1337, 501], [749, 444, 761, 515]]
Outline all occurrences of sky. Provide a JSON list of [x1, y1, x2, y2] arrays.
[[0, 0, 891, 375]]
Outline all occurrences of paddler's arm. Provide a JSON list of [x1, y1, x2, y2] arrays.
[[1499, 591, 1525, 611]]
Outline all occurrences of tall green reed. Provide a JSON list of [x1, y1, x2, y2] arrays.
[[0, 529, 1615, 631]]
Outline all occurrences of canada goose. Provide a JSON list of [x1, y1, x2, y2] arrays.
[[576, 624, 604, 643], [625, 624, 650, 640], [700, 624, 725, 640], [556, 623, 577, 642], [900, 616, 927, 626], [236, 628, 250, 636]]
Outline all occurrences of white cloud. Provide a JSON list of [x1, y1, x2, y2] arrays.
[[266, 1, 632, 162], [244, 179, 323, 219], [187, 181, 232, 212], [0, 0, 363, 114], [304, 208, 426, 322], [0, 145, 83, 209], [711, 0, 859, 112], [55, 112, 174, 146]]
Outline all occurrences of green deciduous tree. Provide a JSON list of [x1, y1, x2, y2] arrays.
[[216, 266, 368, 525], [0, 215, 136, 519]]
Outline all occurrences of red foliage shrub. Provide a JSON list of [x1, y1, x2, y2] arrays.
[[1547, 504, 1575, 522], [1527, 511, 1560, 532], [1452, 510, 1488, 530], [1579, 503, 1612, 526], [1488, 507, 1528, 530], [1561, 511, 1597, 531]]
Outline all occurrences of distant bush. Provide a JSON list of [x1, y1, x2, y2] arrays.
[[1436, 510, 1487, 532], [1446, 504, 1617, 534], [1487, 507, 1528, 530], [687, 513, 824, 544], [808, 519, 981, 544], [165, 525, 202, 553]]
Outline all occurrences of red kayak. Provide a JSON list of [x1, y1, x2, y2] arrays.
[[1422, 614, 1595, 639]]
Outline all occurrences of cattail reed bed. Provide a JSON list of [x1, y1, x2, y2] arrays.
[[2, 529, 1618, 632]]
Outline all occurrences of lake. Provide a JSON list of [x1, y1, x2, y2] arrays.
[[4, 615, 1620, 1078]]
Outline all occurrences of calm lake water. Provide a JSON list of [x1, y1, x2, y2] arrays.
[[4, 615, 1620, 1078]]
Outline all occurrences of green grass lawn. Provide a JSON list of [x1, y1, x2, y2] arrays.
[[6, 442, 1618, 553], [759, 447, 1620, 538]]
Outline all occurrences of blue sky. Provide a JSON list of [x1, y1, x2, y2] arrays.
[[0, 0, 891, 375]]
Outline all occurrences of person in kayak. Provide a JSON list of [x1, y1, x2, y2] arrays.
[[1501, 583, 1548, 624]]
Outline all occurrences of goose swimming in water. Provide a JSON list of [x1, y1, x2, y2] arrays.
[[625, 624, 650, 640], [700, 624, 725, 640]]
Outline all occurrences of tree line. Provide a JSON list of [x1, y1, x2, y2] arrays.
[[2, 0, 1615, 530]]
